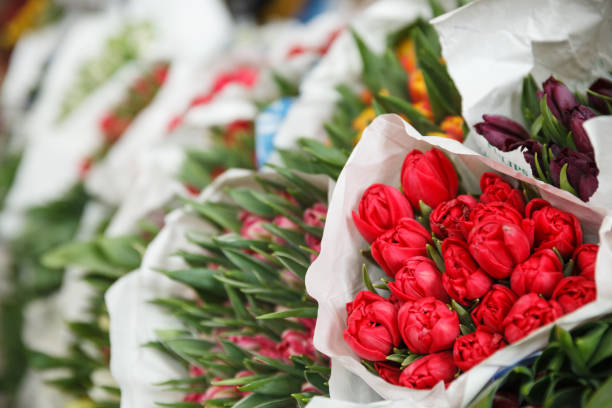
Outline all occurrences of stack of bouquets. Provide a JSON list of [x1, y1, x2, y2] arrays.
[[307, 114, 612, 406], [107, 169, 333, 407]]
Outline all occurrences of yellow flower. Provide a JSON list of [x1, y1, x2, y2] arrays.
[[352, 106, 377, 144], [395, 38, 416, 74], [440, 115, 465, 142]]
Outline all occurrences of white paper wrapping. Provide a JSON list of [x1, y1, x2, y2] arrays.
[[306, 114, 612, 407], [106, 170, 262, 408], [0, 21, 66, 131], [432, 0, 612, 209]]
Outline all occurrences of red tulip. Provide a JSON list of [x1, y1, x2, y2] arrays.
[[398, 297, 459, 354], [471, 285, 518, 333], [401, 148, 459, 210], [526, 199, 583, 259], [479, 173, 525, 214], [573, 243, 598, 280], [371, 218, 432, 277], [510, 249, 564, 298], [352, 184, 413, 243], [441, 237, 492, 305], [374, 361, 401, 385], [344, 291, 400, 361], [502, 293, 563, 343], [468, 221, 531, 279], [453, 327, 506, 371], [398, 352, 458, 389], [388, 256, 449, 303], [430, 195, 477, 240], [552, 276, 596, 314]]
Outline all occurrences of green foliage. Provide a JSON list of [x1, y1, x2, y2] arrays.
[[469, 317, 612, 408]]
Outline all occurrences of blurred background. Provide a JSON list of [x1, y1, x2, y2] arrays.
[[0, 1, 374, 407]]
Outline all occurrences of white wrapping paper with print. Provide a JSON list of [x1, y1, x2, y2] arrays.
[[432, 0, 612, 208]]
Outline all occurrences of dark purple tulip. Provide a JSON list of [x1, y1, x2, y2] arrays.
[[474, 114, 530, 152], [549, 143, 562, 158], [549, 148, 599, 202], [542, 76, 579, 127], [588, 78, 612, 114], [569, 105, 596, 157]]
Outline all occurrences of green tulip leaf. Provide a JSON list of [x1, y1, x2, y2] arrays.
[[559, 163, 578, 196], [521, 74, 541, 126], [585, 374, 612, 408]]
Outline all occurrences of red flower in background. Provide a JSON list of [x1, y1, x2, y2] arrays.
[[191, 66, 258, 107], [304, 202, 327, 259]]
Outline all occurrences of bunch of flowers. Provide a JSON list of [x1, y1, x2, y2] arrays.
[[152, 169, 331, 407], [99, 62, 169, 144], [474, 75, 611, 202], [79, 62, 169, 178], [58, 21, 153, 121], [344, 146, 598, 390]]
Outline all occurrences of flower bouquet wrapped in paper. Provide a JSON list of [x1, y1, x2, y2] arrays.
[[106, 168, 332, 408], [306, 114, 612, 407]]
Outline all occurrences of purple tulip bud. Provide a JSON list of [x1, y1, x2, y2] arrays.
[[588, 77, 612, 114], [542, 76, 579, 127], [549, 148, 599, 202], [474, 114, 530, 152], [569, 105, 596, 156]]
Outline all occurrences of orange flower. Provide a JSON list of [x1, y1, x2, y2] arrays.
[[352, 106, 377, 144], [440, 115, 465, 142], [360, 89, 373, 105], [395, 38, 417, 74], [413, 100, 433, 122], [409, 70, 429, 104]]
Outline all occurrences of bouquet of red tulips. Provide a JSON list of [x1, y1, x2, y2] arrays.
[[307, 114, 612, 407]]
